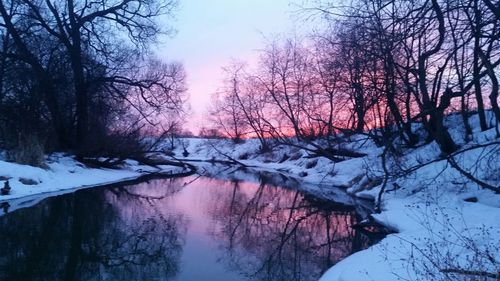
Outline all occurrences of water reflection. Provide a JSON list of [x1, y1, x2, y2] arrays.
[[0, 176, 382, 281], [0, 179, 186, 281], [205, 178, 377, 281]]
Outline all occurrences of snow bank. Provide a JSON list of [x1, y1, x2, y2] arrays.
[[0, 154, 187, 213], [162, 136, 380, 187]]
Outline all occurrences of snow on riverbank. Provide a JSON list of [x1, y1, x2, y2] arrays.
[[164, 113, 499, 281], [164, 136, 380, 187], [319, 117, 499, 281], [0, 154, 187, 213]]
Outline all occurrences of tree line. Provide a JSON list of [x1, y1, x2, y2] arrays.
[[209, 0, 499, 158], [0, 0, 186, 165]]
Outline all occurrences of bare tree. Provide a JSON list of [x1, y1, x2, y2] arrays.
[[0, 0, 186, 160]]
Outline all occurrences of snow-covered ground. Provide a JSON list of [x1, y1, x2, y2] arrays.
[[162, 136, 376, 187], [0, 154, 188, 214], [162, 113, 499, 281]]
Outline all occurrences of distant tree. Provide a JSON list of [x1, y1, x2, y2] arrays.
[[199, 127, 224, 139], [209, 64, 249, 143], [209, 62, 270, 148]]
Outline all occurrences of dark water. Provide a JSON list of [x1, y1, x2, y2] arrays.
[[0, 176, 382, 281]]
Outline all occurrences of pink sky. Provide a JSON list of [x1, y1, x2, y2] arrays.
[[156, 0, 305, 133]]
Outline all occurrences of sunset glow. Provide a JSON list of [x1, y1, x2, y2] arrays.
[[157, 0, 302, 131]]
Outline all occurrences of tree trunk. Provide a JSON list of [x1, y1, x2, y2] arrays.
[[478, 49, 500, 125], [353, 64, 365, 132], [40, 79, 70, 149], [384, 55, 418, 145], [473, 0, 488, 131], [68, 0, 88, 152], [430, 113, 458, 154], [460, 95, 473, 141], [416, 0, 458, 154]]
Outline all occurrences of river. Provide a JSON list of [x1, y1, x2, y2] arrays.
[[0, 175, 383, 281]]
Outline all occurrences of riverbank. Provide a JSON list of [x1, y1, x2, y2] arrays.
[[0, 153, 191, 213], [164, 113, 499, 281]]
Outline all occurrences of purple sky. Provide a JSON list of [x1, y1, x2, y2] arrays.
[[157, 0, 304, 131]]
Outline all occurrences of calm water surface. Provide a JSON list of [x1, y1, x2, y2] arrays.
[[0, 176, 381, 281]]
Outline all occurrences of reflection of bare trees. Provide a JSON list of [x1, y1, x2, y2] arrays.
[[208, 179, 380, 281], [0, 179, 187, 281], [0, 176, 381, 281]]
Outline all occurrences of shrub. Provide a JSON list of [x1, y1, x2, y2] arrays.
[[279, 153, 290, 163], [77, 130, 146, 160], [6, 135, 47, 168], [305, 159, 318, 169], [289, 152, 302, 161]]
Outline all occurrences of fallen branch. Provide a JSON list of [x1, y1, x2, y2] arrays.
[[440, 268, 499, 279], [447, 156, 500, 193], [206, 140, 252, 167]]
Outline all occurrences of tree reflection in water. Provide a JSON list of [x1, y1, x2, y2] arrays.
[[206, 177, 380, 281], [0, 179, 186, 281]]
